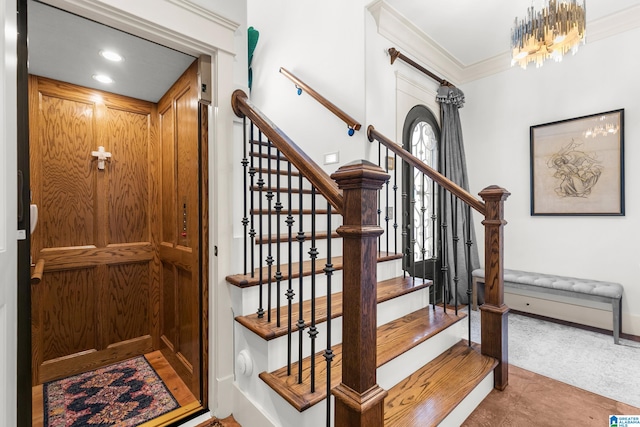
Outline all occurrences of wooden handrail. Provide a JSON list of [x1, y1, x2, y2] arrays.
[[31, 258, 45, 285], [279, 68, 362, 135], [232, 89, 344, 214], [367, 125, 485, 214], [369, 124, 511, 391]]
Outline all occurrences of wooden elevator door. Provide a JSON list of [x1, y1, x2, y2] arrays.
[[157, 61, 204, 400], [29, 75, 159, 385]]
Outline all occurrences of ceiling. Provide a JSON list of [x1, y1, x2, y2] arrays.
[[384, 0, 640, 67], [28, 0, 196, 103]]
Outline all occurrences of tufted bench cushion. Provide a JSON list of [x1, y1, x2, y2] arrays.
[[471, 268, 623, 344]]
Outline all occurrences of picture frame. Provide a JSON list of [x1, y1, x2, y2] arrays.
[[530, 109, 624, 216]]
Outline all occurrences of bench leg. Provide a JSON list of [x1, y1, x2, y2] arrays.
[[613, 298, 622, 345]]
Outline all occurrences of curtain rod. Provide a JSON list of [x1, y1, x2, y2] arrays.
[[388, 47, 455, 88]]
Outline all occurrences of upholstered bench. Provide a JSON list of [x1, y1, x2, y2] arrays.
[[471, 268, 624, 344]]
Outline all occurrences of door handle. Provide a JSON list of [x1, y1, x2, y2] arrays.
[[18, 169, 24, 222]]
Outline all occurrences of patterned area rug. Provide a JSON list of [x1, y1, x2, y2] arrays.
[[44, 356, 179, 427]]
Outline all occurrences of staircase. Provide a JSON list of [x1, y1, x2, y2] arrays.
[[227, 90, 510, 427]]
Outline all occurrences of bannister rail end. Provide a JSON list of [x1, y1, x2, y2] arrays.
[[280, 67, 362, 135], [388, 47, 400, 65], [366, 125, 375, 142], [231, 89, 248, 118]]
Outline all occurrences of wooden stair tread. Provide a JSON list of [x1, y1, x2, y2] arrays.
[[250, 151, 287, 161], [251, 186, 314, 194], [384, 341, 497, 426], [236, 276, 431, 340], [250, 208, 334, 215], [259, 305, 466, 411], [226, 251, 402, 287], [255, 231, 340, 245], [257, 167, 300, 177]]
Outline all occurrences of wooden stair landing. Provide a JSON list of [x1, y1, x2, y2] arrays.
[[384, 341, 497, 426], [226, 251, 402, 288], [236, 276, 431, 340], [259, 305, 466, 411]]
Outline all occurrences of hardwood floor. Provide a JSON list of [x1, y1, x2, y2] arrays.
[[197, 365, 640, 427], [33, 350, 639, 426], [32, 350, 200, 427], [463, 364, 639, 426]]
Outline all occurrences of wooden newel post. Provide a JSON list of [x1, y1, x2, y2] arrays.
[[478, 185, 511, 391], [331, 160, 389, 427]]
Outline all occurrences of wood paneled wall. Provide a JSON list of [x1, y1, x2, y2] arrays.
[[29, 76, 160, 384]]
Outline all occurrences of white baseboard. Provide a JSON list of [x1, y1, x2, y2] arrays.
[[438, 371, 494, 426], [232, 383, 277, 427]]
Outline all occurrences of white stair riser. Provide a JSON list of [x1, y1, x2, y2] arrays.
[[438, 371, 494, 427], [235, 286, 430, 372], [378, 321, 465, 390], [231, 259, 404, 316]]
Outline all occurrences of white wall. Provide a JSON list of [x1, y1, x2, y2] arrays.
[[246, 0, 369, 171], [463, 28, 640, 335]]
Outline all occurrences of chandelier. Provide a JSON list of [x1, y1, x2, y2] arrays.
[[511, 0, 586, 69]]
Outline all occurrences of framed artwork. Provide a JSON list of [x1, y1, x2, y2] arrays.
[[530, 109, 624, 216]]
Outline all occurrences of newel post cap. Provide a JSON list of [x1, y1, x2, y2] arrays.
[[479, 185, 511, 202], [331, 160, 389, 190]]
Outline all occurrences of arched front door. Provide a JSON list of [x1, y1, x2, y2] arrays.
[[402, 105, 441, 292]]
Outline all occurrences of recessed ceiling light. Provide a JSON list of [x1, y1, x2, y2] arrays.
[[99, 50, 124, 62], [92, 74, 113, 84]]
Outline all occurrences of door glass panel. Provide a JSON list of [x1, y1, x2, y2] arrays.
[[410, 120, 438, 263]]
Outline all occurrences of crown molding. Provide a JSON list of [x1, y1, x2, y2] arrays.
[[368, 0, 464, 85], [166, 0, 240, 32], [369, 0, 640, 84], [587, 4, 640, 43]]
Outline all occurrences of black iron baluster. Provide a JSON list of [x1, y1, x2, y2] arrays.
[[411, 186, 416, 281], [421, 174, 427, 286], [431, 178, 437, 310], [297, 174, 306, 383], [275, 150, 283, 328], [452, 194, 459, 316], [266, 141, 274, 322], [385, 146, 390, 255], [393, 153, 398, 255], [440, 187, 448, 314], [402, 187, 408, 278], [242, 117, 249, 275], [378, 142, 382, 253], [257, 130, 265, 318], [286, 162, 295, 375], [466, 204, 473, 346], [248, 123, 256, 278], [308, 187, 318, 393], [323, 206, 334, 427]]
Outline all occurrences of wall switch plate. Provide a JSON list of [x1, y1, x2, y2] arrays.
[[386, 156, 395, 170], [324, 152, 339, 165]]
